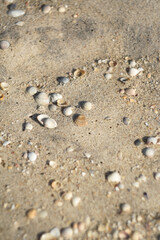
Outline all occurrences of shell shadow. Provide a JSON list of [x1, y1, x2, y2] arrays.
[[105, 171, 113, 180], [29, 114, 42, 126], [72, 113, 80, 122]]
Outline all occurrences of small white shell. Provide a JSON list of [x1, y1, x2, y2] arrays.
[[132, 232, 143, 240], [15, 21, 24, 26], [71, 196, 81, 207], [129, 60, 136, 68], [120, 203, 131, 213], [142, 147, 155, 157], [128, 68, 143, 77], [62, 191, 73, 201], [107, 172, 121, 184], [0, 82, 9, 90], [24, 122, 33, 131], [49, 161, 57, 168], [63, 107, 73, 116], [34, 92, 49, 106], [27, 152, 37, 162], [43, 118, 57, 129], [37, 114, 49, 125], [50, 93, 62, 103], [125, 88, 136, 96], [104, 73, 112, 80], [48, 104, 57, 112], [146, 137, 157, 145], [50, 227, 60, 238], [7, 9, 25, 17], [41, 5, 51, 14], [40, 233, 55, 240], [81, 101, 92, 111], [58, 6, 66, 13], [26, 86, 37, 96], [0, 41, 10, 50], [61, 227, 73, 238], [154, 172, 160, 180], [84, 152, 91, 158]]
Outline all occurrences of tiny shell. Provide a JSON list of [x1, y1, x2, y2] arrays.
[[128, 68, 143, 77], [146, 137, 157, 145], [78, 222, 85, 232], [49, 161, 57, 168], [131, 232, 143, 240], [71, 196, 81, 207], [48, 104, 57, 112], [57, 76, 69, 84], [51, 180, 62, 190], [43, 118, 57, 129], [62, 191, 73, 201], [74, 69, 85, 77], [61, 227, 73, 239], [57, 99, 69, 107], [118, 77, 130, 83], [123, 117, 130, 125], [26, 86, 37, 96], [0, 41, 10, 50], [50, 227, 60, 238], [40, 233, 56, 240], [15, 21, 24, 26], [39, 210, 48, 219], [129, 60, 136, 68], [0, 82, 9, 90], [125, 88, 136, 96], [41, 5, 51, 14], [26, 209, 37, 219], [120, 203, 131, 213], [58, 6, 66, 13], [74, 115, 88, 127], [81, 101, 92, 111], [104, 73, 112, 80], [34, 92, 49, 106], [27, 152, 37, 162], [50, 93, 62, 103], [7, 9, 25, 17], [109, 60, 117, 67], [142, 147, 155, 157], [0, 94, 4, 100], [63, 106, 73, 116], [154, 172, 160, 180], [24, 122, 33, 131], [107, 172, 121, 184], [37, 114, 49, 125]]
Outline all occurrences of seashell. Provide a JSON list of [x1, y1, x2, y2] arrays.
[[50, 227, 61, 238], [37, 114, 49, 125], [123, 117, 130, 125], [57, 76, 69, 85], [41, 5, 51, 14], [34, 92, 49, 106], [78, 222, 85, 232], [84, 152, 91, 158], [58, 6, 66, 13], [26, 209, 37, 219], [120, 203, 131, 213], [54, 200, 63, 207], [0, 41, 10, 50], [118, 77, 130, 83], [62, 191, 73, 201], [154, 172, 160, 180], [146, 137, 157, 145], [40, 233, 56, 240], [39, 210, 48, 219], [128, 68, 143, 77], [15, 21, 24, 26], [134, 139, 141, 146], [49, 161, 57, 168], [51, 180, 62, 190], [125, 88, 136, 96], [142, 147, 155, 157], [26, 86, 37, 96], [108, 60, 117, 67], [27, 152, 37, 162], [107, 172, 121, 184], [50, 93, 62, 103], [81, 101, 92, 111], [0, 82, 9, 90], [74, 115, 88, 127], [48, 104, 57, 112], [4, 0, 15, 3], [43, 118, 57, 129], [63, 106, 73, 116], [137, 174, 147, 183], [71, 196, 81, 207], [57, 99, 69, 107], [129, 60, 136, 68], [74, 69, 85, 77], [0, 94, 4, 100], [61, 227, 73, 238], [72, 222, 79, 235], [104, 73, 112, 80], [7, 9, 25, 17], [24, 122, 33, 131], [3, 141, 11, 146], [66, 146, 74, 152]]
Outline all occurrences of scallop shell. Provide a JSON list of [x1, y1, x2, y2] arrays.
[[34, 92, 49, 106], [0, 82, 9, 90], [74, 115, 88, 127], [7, 9, 25, 17], [74, 69, 85, 77], [37, 114, 57, 128]]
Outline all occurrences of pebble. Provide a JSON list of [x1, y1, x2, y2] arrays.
[[50, 227, 61, 238], [48, 161, 57, 168], [81, 101, 92, 111], [71, 196, 81, 207], [48, 104, 57, 112], [125, 88, 136, 96], [133, 182, 140, 188], [26, 86, 37, 96], [50, 93, 62, 103], [7, 9, 25, 17], [123, 117, 130, 125], [107, 172, 121, 184], [0, 40, 10, 50], [54, 200, 63, 207], [146, 136, 157, 145], [120, 203, 131, 213], [24, 122, 33, 131], [41, 5, 51, 14], [74, 115, 88, 126], [58, 6, 66, 13], [61, 227, 73, 238], [39, 210, 48, 219], [63, 106, 73, 116], [57, 76, 69, 84], [134, 139, 141, 146], [27, 152, 37, 163], [62, 191, 73, 201], [66, 146, 74, 152], [142, 147, 155, 157], [34, 92, 49, 106], [154, 172, 160, 180], [26, 209, 37, 219], [104, 73, 112, 80]]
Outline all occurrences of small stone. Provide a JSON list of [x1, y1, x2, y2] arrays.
[[50, 227, 60, 238], [54, 200, 63, 207], [26, 209, 37, 219], [41, 5, 51, 14], [107, 172, 121, 184], [154, 172, 160, 180], [66, 146, 74, 152], [27, 152, 37, 163], [61, 227, 73, 239], [48, 104, 57, 112], [39, 210, 48, 219], [26, 86, 37, 96], [134, 139, 141, 146], [123, 117, 130, 125], [24, 122, 33, 131], [142, 147, 155, 157], [7, 9, 25, 17], [71, 196, 81, 207], [58, 6, 66, 13], [57, 76, 69, 84], [0, 40, 10, 50], [74, 115, 88, 127], [81, 101, 92, 111], [133, 182, 140, 188], [120, 203, 131, 213]]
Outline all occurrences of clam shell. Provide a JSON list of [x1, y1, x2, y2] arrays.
[[81, 101, 92, 111], [128, 68, 143, 77], [37, 114, 49, 125], [107, 172, 121, 184], [61, 228, 73, 238], [7, 9, 25, 17], [50, 93, 62, 103], [27, 152, 37, 162], [51, 180, 62, 190], [104, 73, 112, 80], [50, 228, 60, 238], [146, 137, 157, 145], [108, 60, 117, 67], [125, 88, 136, 96], [34, 92, 49, 106], [40, 233, 55, 240], [41, 5, 51, 14], [58, 6, 66, 13], [74, 69, 85, 77], [0, 82, 9, 90], [57, 99, 69, 107], [63, 106, 73, 116], [26, 86, 37, 96], [142, 147, 155, 157], [74, 115, 88, 127], [37, 114, 57, 129], [0, 41, 10, 50], [71, 196, 81, 207]]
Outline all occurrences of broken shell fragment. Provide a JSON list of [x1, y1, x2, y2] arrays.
[[62, 191, 73, 201], [48, 104, 57, 112], [0, 82, 9, 91], [34, 92, 49, 106], [154, 172, 160, 180], [104, 73, 112, 80], [50, 227, 61, 238], [27, 152, 37, 163], [41, 5, 51, 14], [40, 233, 56, 240], [7, 9, 25, 17], [107, 172, 121, 184], [61, 227, 73, 239], [120, 203, 131, 213], [51, 180, 62, 190], [74, 115, 88, 126], [71, 196, 81, 207], [26, 209, 37, 219], [146, 137, 157, 145], [0, 94, 4, 100], [128, 68, 143, 77], [125, 88, 136, 96], [24, 122, 33, 131], [109, 60, 117, 67], [74, 69, 85, 77]]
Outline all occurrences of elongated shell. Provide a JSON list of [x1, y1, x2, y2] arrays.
[[34, 92, 49, 106], [37, 114, 57, 129], [7, 9, 25, 17]]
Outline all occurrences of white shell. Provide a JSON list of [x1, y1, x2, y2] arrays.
[[129, 60, 136, 68], [107, 172, 121, 183], [39, 210, 48, 219], [61, 227, 73, 238], [154, 172, 160, 180], [0, 41, 10, 50], [40, 233, 56, 240], [132, 232, 143, 240], [15, 21, 24, 26], [27, 152, 37, 162], [146, 137, 157, 145], [143, 147, 155, 157], [84, 152, 91, 158], [50, 93, 62, 103], [42, 5, 51, 14], [62, 191, 73, 201], [0, 82, 9, 90], [7, 9, 25, 17], [63, 107, 73, 116], [125, 88, 136, 96], [82, 101, 92, 111], [35, 92, 49, 106], [26, 86, 37, 96], [120, 203, 131, 213], [37, 114, 57, 129], [24, 122, 33, 131], [37, 114, 49, 125], [49, 161, 57, 168], [58, 6, 66, 13], [50, 227, 60, 238], [71, 196, 81, 207], [104, 73, 112, 80], [128, 68, 143, 77], [48, 104, 57, 112]]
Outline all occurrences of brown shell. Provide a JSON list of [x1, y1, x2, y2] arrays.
[[74, 69, 86, 77], [74, 115, 88, 127], [108, 60, 117, 67], [57, 99, 69, 107]]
